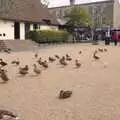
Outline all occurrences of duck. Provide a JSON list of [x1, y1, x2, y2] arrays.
[[66, 54, 70, 58], [54, 54, 60, 59], [19, 65, 29, 71], [42, 61, 48, 68], [66, 56, 72, 61], [33, 64, 41, 75], [79, 51, 82, 54], [59, 60, 68, 66], [49, 57, 56, 62], [0, 70, 9, 82], [37, 57, 43, 65], [19, 69, 28, 76], [0, 59, 7, 67], [34, 52, 38, 58], [0, 109, 18, 119], [93, 51, 100, 60], [59, 90, 72, 99], [75, 60, 81, 68], [59, 56, 65, 63], [11, 60, 20, 66]]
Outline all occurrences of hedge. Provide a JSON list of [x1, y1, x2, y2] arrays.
[[27, 30, 69, 43]]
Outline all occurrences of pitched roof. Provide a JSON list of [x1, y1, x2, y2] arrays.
[[0, 0, 57, 24]]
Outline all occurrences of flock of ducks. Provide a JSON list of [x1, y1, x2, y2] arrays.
[[0, 47, 108, 119], [0, 47, 108, 99]]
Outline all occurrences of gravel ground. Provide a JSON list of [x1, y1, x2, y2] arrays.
[[0, 43, 120, 120]]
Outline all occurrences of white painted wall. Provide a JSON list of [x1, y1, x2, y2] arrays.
[[0, 20, 14, 40], [30, 24, 34, 31], [20, 22, 25, 40], [40, 25, 58, 31]]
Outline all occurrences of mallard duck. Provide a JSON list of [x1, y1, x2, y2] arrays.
[[11, 60, 20, 66], [93, 51, 100, 60], [0, 59, 7, 67], [19, 69, 28, 76], [59, 60, 68, 66], [66, 54, 70, 58], [59, 90, 72, 99], [37, 57, 43, 65], [0, 70, 9, 82], [19, 65, 29, 71], [0, 109, 18, 119], [54, 55, 60, 59], [75, 60, 81, 68], [34, 52, 38, 58], [79, 51, 82, 54], [59, 56, 65, 63], [66, 56, 72, 61], [42, 61, 48, 68], [49, 57, 56, 62], [33, 64, 41, 75]]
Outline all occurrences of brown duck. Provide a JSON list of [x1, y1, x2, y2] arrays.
[[0, 70, 9, 82], [34, 52, 38, 58], [54, 55, 60, 59], [59, 90, 72, 99], [33, 64, 41, 75], [42, 61, 48, 68], [66, 56, 72, 61], [0, 59, 7, 67], [0, 109, 18, 119], [93, 51, 100, 60], [49, 57, 56, 62], [79, 51, 82, 54], [19, 65, 29, 71], [75, 60, 81, 68]]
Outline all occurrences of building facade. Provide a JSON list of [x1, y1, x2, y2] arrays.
[[49, 0, 120, 28], [0, 0, 58, 40]]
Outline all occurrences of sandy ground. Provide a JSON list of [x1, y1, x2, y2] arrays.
[[0, 43, 120, 120]]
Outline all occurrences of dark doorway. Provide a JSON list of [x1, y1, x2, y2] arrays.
[[14, 22, 20, 39], [25, 23, 30, 39]]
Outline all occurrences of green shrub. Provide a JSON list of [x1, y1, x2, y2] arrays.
[[27, 30, 69, 43]]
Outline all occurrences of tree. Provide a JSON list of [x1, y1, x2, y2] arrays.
[[40, 0, 49, 7], [65, 6, 91, 27]]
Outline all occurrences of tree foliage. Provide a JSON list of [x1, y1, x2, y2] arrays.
[[65, 6, 91, 27]]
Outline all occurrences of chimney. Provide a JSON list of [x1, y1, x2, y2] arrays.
[[70, 0, 75, 5]]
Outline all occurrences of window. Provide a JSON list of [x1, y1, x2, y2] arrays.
[[33, 24, 38, 30]]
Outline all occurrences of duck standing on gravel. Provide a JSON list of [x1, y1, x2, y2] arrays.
[[49, 57, 56, 62], [75, 60, 81, 68], [54, 54, 60, 59], [59, 90, 72, 99], [93, 51, 100, 60], [33, 64, 41, 75], [0, 69, 9, 83], [0, 109, 19, 120], [0, 59, 7, 67]]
